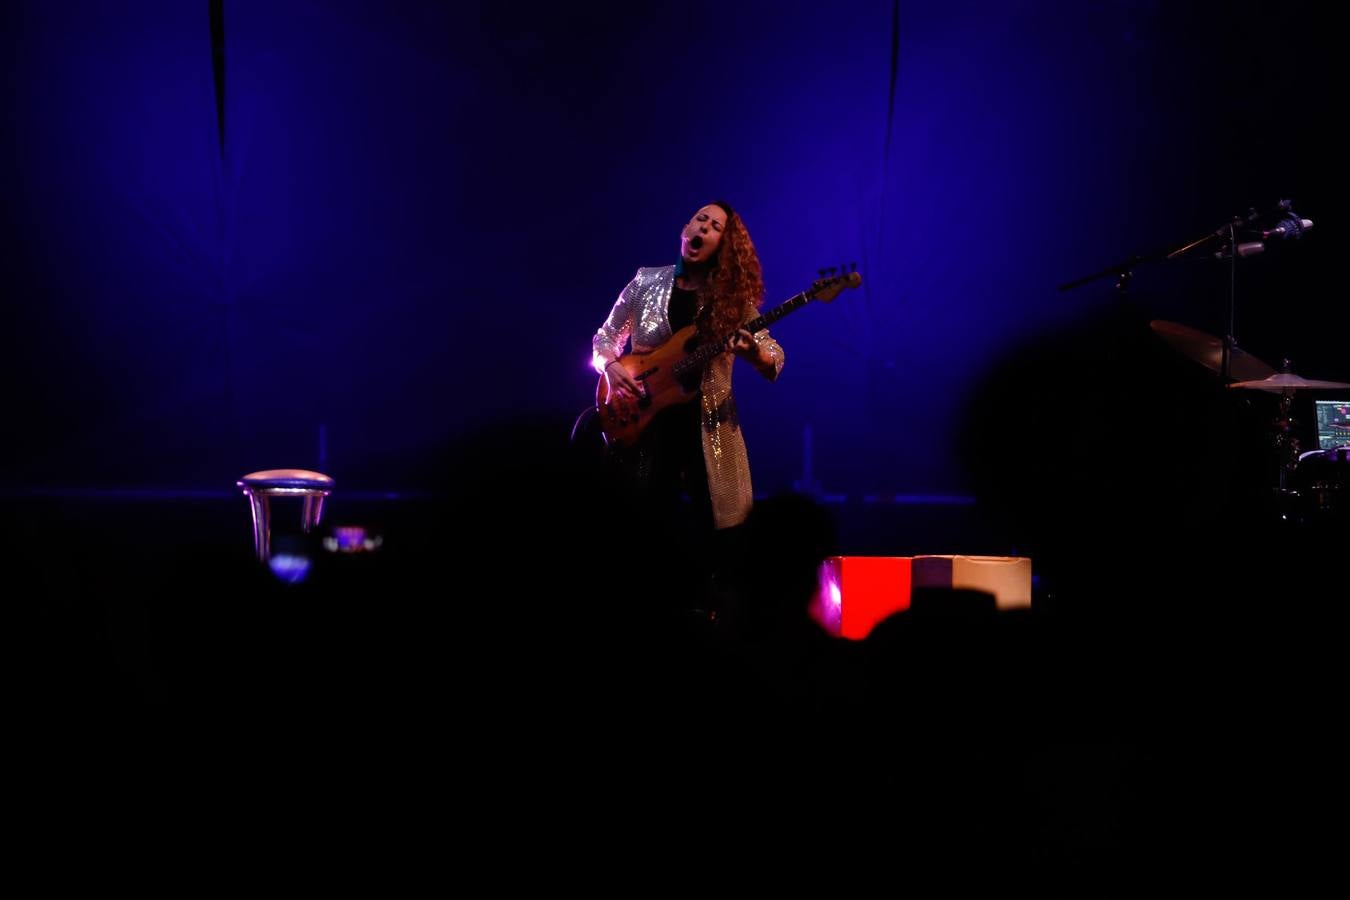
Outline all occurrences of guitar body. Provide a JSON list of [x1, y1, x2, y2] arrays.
[[595, 324, 706, 448]]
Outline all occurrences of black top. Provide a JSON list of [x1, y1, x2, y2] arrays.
[[668, 282, 698, 333], [646, 279, 704, 478]]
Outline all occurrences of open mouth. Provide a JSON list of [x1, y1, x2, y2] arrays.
[[689, 235, 704, 250]]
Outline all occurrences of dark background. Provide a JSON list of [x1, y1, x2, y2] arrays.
[[4, 0, 1341, 501]]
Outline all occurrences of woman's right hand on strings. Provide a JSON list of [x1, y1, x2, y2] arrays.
[[605, 359, 641, 401]]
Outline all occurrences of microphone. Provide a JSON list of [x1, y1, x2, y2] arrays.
[[1217, 242, 1266, 259], [1262, 217, 1313, 240], [1216, 215, 1315, 257]]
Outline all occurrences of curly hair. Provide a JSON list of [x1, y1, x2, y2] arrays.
[[696, 201, 765, 342]]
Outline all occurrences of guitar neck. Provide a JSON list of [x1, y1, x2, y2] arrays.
[[745, 291, 811, 334], [682, 291, 812, 372]]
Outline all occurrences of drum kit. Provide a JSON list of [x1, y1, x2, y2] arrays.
[[1149, 318, 1349, 519], [1061, 199, 1348, 525]]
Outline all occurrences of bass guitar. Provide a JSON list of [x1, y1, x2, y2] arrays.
[[595, 269, 861, 448]]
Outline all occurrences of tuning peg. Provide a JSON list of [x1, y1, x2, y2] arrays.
[[827, 267, 837, 277], [818, 269, 827, 278]]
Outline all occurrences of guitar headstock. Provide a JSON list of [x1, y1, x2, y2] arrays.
[[809, 264, 863, 303]]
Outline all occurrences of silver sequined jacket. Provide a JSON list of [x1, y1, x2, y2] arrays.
[[592, 265, 785, 529]]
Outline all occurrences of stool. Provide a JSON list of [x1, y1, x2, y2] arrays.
[[236, 469, 334, 561]]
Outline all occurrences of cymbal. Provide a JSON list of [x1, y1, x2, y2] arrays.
[[1228, 372, 1350, 392], [1150, 320, 1277, 382]]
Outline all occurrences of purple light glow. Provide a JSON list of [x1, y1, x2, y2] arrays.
[[268, 553, 312, 584], [323, 525, 383, 553], [808, 568, 843, 636]]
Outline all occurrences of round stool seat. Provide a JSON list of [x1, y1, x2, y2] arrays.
[[238, 469, 335, 491], [237, 469, 335, 561]]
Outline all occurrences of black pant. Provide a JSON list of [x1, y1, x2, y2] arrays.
[[604, 399, 726, 609], [608, 399, 711, 529]]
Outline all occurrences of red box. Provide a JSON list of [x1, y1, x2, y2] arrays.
[[811, 556, 913, 640]]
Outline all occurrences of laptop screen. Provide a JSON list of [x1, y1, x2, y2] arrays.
[[1315, 400, 1350, 450]]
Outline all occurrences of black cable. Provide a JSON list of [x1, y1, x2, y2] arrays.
[[882, 0, 900, 169], [209, 0, 225, 159]]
